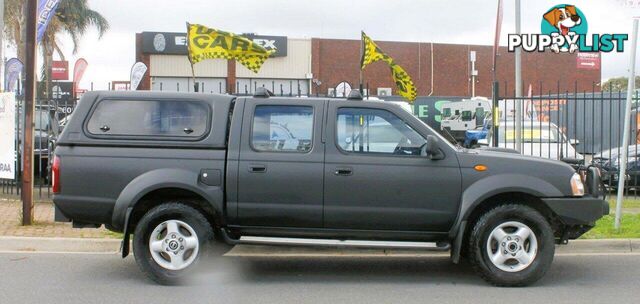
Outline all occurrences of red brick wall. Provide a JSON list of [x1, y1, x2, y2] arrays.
[[312, 38, 601, 97]]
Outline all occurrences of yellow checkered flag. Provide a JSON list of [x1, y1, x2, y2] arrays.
[[360, 31, 417, 102], [187, 23, 275, 73], [390, 63, 417, 101], [361, 31, 393, 68]]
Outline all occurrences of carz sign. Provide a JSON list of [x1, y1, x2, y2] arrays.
[[0, 93, 16, 179], [142, 32, 288, 57]]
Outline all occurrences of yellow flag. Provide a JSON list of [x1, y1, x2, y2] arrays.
[[187, 23, 275, 73], [360, 31, 417, 102], [361, 31, 393, 69], [390, 63, 417, 101]]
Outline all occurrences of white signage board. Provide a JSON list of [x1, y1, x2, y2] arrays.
[[0, 93, 16, 179]]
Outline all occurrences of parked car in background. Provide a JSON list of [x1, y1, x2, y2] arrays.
[[440, 97, 491, 141], [594, 145, 640, 190], [493, 121, 582, 161], [16, 106, 58, 179]]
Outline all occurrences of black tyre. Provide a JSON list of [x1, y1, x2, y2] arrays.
[[468, 204, 554, 287], [133, 202, 213, 285]]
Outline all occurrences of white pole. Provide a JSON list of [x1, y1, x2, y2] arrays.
[[514, 0, 522, 152], [615, 18, 639, 230]]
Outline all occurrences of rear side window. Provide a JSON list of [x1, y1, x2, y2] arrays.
[[251, 105, 313, 153], [87, 99, 210, 138]]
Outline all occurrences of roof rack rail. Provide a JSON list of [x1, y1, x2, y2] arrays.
[[254, 87, 275, 98]]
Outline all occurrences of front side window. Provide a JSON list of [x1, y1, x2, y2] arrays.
[[337, 108, 426, 156], [442, 108, 451, 118], [251, 105, 314, 152], [87, 99, 209, 138]]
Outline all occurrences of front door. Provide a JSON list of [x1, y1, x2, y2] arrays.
[[324, 103, 462, 232], [237, 98, 325, 227]]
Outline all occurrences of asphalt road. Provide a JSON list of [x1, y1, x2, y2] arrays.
[[1, 252, 639, 304]]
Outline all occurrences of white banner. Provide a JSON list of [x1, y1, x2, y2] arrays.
[[0, 93, 16, 179], [130, 62, 148, 91]]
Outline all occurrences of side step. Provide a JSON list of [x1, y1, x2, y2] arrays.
[[221, 230, 449, 251]]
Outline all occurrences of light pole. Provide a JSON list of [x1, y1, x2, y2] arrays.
[[514, 0, 523, 153], [615, 18, 639, 230]]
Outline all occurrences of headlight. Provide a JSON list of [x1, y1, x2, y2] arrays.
[[570, 173, 585, 196]]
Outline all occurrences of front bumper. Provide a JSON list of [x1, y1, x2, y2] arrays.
[[543, 197, 609, 226]]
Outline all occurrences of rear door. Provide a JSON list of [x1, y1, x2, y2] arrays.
[[236, 98, 325, 227]]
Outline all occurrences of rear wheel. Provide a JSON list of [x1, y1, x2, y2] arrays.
[[133, 202, 213, 285], [468, 204, 554, 287]]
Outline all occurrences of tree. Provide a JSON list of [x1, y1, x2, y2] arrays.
[[602, 76, 640, 92], [3, 0, 26, 62], [3, 0, 109, 88], [39, 0, 109, 99]]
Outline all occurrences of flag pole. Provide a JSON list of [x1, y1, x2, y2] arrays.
[[491, 0, 503, 147], [359, 31, 364, 95], [186, 22, 198, 92]]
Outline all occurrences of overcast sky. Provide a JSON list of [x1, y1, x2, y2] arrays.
[[14, 0, 640, 90]]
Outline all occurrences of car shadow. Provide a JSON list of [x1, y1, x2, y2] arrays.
[[95, 253, 600, 288]]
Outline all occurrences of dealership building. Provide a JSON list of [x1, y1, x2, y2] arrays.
[[135, 31, 601, 97]]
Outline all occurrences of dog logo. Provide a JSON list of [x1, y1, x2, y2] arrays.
[[541, 5, 587, 53], [508, 4, 626, 54]]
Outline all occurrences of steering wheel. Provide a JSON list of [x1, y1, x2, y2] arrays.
[[393, 137, 410, 155]]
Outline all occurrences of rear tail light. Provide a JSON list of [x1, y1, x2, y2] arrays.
[[52, 156, 60, 194]]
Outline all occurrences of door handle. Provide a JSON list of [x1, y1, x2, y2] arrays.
[[248, 165, 267, 173], [334, 167, 353, 176]]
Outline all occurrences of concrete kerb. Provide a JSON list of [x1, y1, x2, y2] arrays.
[[0, 236, 639, 256]]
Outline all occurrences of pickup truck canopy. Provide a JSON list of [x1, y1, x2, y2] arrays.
[[57, 91, 235, 149]]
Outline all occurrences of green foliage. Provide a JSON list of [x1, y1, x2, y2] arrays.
[[582, 213, 640, 239], [3, 0, 109, 70], [602, 76, 640, 92]]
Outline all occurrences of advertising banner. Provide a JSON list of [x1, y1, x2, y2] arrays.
[[4, 58, 23, 92], [52, 60, 69, 80], [73, 58, 88, 83], [0, 93, 16, 180], [576, 52, 600, 70], [37, 0, 62, 42], [129, 62, 148, 90]]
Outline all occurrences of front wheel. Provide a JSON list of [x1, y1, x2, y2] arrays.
[[133, 203, 213, 285], [468, 204, 555, 287]]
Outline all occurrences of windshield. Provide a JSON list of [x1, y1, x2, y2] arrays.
[[498, 125, 561, 143]]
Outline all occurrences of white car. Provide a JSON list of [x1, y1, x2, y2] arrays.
[[494, 122, 582, 160]]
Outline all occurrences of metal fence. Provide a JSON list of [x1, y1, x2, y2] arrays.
[[492, 81, 640, 197], [4, 80, 640, 198], [0, 95, 77, 197]]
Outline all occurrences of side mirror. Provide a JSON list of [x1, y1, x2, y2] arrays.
[[421, 135, 445, 160], [569, 139, 580, 146]]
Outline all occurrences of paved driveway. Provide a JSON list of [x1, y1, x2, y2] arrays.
[[0, 252, 638, 304]]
